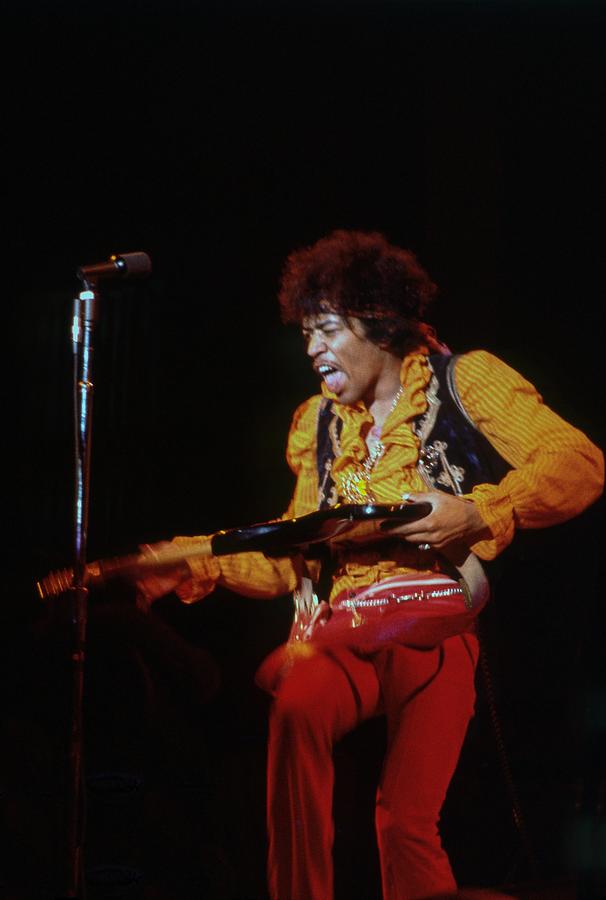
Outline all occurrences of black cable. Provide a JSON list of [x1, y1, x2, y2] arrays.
[[476, 619, 542, 883]]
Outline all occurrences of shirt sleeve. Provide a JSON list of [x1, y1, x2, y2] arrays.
[[454, 350, 604, 559], [172, 537, 300, 604], [175, 395, 323, 604]]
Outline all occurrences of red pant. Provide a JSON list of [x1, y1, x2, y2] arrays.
[[266, 634, 479, 900]]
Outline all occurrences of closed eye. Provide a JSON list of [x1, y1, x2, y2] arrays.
[[302, 322, 341, 341]]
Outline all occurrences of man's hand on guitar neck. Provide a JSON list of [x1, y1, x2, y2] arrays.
[[134, 542, 192, 611], [382, 491, 491, 551]]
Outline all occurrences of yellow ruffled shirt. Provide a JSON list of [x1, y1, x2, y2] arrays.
[[175, 350, 603, 605]]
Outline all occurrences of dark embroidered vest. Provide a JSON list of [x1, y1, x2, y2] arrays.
[[317, 353, 511, 509]]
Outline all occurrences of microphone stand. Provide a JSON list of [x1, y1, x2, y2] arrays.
[[54, 252, 150, 898], [64, 281, 98, 899]]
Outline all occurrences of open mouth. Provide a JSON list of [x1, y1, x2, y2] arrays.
[[317, 364, 337, 377], [317, 364, 346, 394]]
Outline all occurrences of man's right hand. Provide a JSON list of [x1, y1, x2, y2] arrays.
[[134, 542, 191, 611]]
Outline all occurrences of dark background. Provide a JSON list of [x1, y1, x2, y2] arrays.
[[2, 1, 605, 898]]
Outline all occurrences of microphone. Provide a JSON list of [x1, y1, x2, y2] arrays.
[[77, 251, 152, 284]]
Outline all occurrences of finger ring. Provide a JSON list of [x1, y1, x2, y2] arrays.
[[418, 543, 431, 551]]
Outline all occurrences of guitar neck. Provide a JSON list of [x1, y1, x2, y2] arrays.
[[97, 537, 213, 578], [36, 503, 434, 600], [37, 537, 213, 600]]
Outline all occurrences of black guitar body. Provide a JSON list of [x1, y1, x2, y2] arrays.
[[211, 502, 432, 557]]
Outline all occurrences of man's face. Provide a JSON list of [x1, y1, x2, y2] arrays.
[[302, 311, 397, 407]]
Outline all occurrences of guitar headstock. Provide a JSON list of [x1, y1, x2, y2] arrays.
[[36, 568, 74, 600]]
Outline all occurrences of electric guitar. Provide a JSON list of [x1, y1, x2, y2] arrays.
[[38, 501, 489, 687], [36, 502, 435, 600]]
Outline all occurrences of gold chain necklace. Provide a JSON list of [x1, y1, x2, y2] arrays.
[[337, 385, 404, 504]]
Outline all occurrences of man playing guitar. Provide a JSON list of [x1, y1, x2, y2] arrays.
[[135, 230, 603, 900]]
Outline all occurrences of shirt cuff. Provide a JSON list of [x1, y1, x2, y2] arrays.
[[171, 535, 221, 604], [462, 484, 516, 560]]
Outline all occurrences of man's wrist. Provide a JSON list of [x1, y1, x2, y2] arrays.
[[465, 499, 492, 544]]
